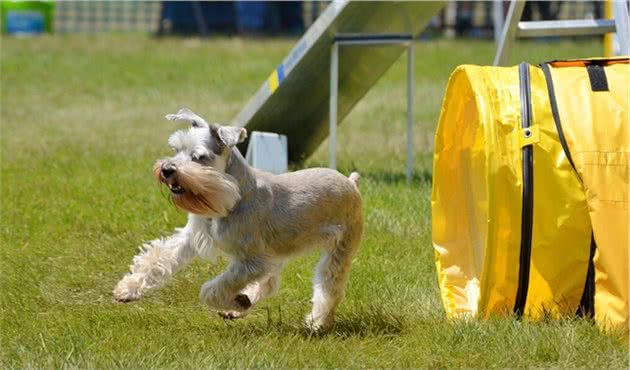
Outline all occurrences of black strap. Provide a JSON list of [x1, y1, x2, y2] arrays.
[[540, 63, 577, 172], [586, 65, 609, 92]]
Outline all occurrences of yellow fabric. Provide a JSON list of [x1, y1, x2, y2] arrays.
[[432, 65, 522, 317], [432, 58, 628, 332], [525, 66, 591, 319], [547, 61, 629, 332]]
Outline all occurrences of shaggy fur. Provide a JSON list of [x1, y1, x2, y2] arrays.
[[113, 108, 363, 331], [153, 160, 240, 217]]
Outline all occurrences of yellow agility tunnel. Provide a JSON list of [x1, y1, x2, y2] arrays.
[[432, 57, 629, 333]]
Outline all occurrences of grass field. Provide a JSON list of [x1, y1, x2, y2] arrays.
[[1, 34, 628, 368]]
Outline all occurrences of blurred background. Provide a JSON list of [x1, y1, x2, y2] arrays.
[[0, 1, 612, 39]]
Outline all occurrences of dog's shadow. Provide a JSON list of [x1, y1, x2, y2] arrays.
[[321, 310, 405, 338], [223, 306, 405, 339]]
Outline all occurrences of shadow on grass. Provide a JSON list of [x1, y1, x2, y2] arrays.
[[220, 305, 405, 340], [324, 308, 405, 338], [360, 169, 432, 185]]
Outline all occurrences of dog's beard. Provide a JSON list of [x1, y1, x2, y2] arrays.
[[154, 161, 241, 218]]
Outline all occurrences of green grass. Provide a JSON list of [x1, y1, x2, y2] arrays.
[[1, 34, 627, 368]]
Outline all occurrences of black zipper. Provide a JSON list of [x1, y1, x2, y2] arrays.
[[577, 235, 597, 318], [514, 62, 534, 317]]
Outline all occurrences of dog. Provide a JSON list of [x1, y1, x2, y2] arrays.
[[113, 108, 363, 331]]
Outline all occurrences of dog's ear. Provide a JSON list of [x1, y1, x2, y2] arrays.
[[213, 125, 247, 148], [165, 108, 209, 128]]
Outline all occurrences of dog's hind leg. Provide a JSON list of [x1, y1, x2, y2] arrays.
[[306, 227, 361, 331], [113, 228, 196, 302]]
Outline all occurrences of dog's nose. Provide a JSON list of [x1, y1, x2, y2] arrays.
[[161, 165, 176, 179]]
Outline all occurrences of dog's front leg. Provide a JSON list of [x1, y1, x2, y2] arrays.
[[219, 262, 285, 319], [113, 228, 196, 302], [200, 257, 269, 312]]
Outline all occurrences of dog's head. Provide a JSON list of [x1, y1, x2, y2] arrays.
[[155, 108, 247, 218]]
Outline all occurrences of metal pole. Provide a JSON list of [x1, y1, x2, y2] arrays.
[[191, 1, 208, 38], [493, 0, 526, 66], [612, 0, 630, 56], [406, 41, 414, 183], [604, 0, 614, 56], [329, 42, 338, 170], [493, 0, 505, 42], [444, 2, 457, 38], [328, 35, 415, 178]]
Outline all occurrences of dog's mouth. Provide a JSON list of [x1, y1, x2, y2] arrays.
[[155, 162, 188, 196], [162, 176, 185, 195], [168, 182, 185, 195]]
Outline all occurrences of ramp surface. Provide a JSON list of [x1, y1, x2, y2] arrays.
[[233, 0, 444, 162]]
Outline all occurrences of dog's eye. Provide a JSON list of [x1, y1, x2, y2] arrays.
[[193, 154, 209, 162]]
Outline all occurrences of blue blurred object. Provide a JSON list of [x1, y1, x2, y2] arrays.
[[1, 0, 54, 35], [235, 1, 266, 33], [159, 1, 303, 35], [266, 1, 302, 34], [161, 1, 235, 34], [6, 11, 45, 34]]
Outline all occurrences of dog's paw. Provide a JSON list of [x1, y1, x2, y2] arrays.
[[113, 274, 143, 302], [235, 294, 252, 310], [200, 282, 252, 311], [218, 310, 247, 320], [304, 314, 333, 333]]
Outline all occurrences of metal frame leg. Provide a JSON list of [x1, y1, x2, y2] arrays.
[[493, 0, 505, 42], [329, 42, 338, 170], [406, 42, 414, 183], [493, 0, 526, 66], [191, 1, 208, 38], [613, 0, 630, 55], [328, 34, 415, 183]]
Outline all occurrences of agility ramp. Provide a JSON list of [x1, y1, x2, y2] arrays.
[[233, 1, 444, 162]]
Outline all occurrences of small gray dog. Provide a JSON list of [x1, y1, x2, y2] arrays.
[[113, 108, 363, 330]]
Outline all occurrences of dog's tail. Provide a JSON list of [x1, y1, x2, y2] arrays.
[[348, 172, 360, 190]]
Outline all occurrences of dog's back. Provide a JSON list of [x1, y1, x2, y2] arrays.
[[266, 167, 361, 197], [249, 167, 363, 257]]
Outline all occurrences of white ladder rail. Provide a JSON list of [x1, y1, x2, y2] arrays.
[[494, 0, 630, 66]]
